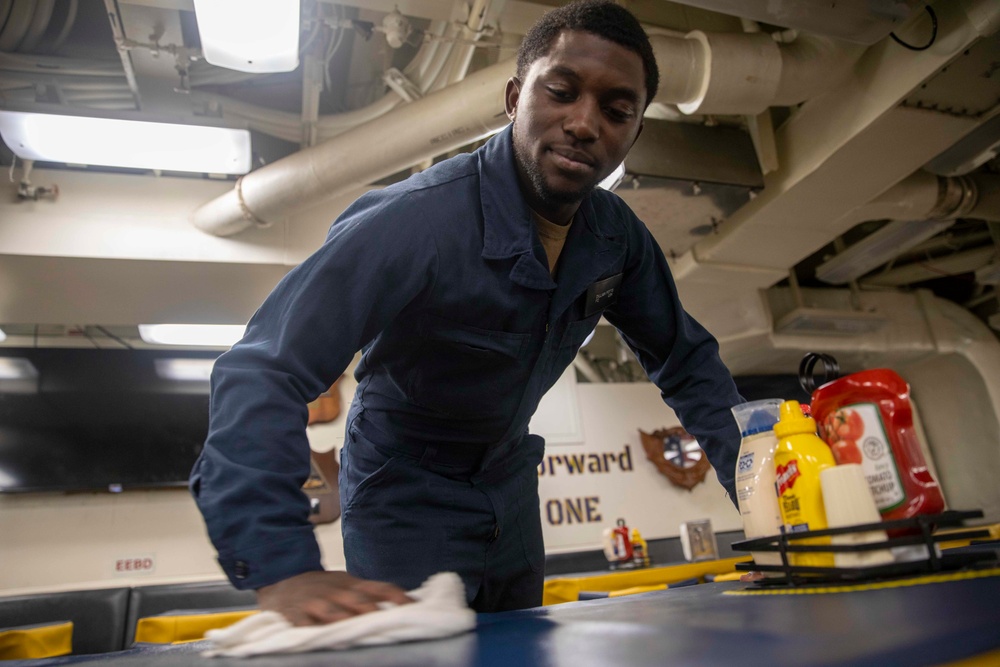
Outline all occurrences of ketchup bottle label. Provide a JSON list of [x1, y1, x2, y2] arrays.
[[819, 402, 905, 510]]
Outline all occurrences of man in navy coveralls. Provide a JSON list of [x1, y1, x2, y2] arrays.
[[192, 0, 744, 624]]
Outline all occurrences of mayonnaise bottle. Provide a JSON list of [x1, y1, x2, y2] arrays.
[[731, 399, 784, 568], [773, 400, 837, 568]]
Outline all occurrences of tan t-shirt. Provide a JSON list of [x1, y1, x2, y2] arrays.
[[531, 210, 572, 277]]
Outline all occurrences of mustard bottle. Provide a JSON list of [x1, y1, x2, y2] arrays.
[[631, 528, 650, 567], [773, 400, 836, 568]]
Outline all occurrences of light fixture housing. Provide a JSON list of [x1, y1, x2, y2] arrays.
[[815, 218, 956, 285], [0, 108, 252, 175], [138, 324, 246, 347], [194, 0, 300, 73], [774, 307, 886, 336]]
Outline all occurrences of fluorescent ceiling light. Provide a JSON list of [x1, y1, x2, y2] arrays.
[[815, 218, 955, 285], [0, 111, 252, 174], [0, 327, 5, 343], [138, 324, 246, 347], [195, 0, 300, 73], [154, 358, 216, 382]]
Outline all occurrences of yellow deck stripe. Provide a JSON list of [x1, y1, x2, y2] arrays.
[[723, 567, 1000, 596], [940, 647, 1000, 666]]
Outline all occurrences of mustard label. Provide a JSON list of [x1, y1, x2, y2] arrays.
[[776, 460, 807, 527], [774, 452, 834, 567]]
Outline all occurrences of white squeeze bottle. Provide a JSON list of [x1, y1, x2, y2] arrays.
[[731, 399, 784, 568]]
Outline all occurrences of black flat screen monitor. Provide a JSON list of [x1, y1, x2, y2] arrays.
[[0, 347, 220, 493]]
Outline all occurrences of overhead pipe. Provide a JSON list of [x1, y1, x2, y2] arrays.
[[0, 0, 35, 52], [192, 59, 513, 236], [650, 31, 864, 115], [195, 19, 459, 145], [48, 0, 78, 53], [192, 26, 863, 236], [860, 246, 997, 288], [815, 172, 1000, 284], [101, 0, 140, 108], [440, 0, 493, 87], [0, 52, 126, 77], [17, 0, 55, 53]]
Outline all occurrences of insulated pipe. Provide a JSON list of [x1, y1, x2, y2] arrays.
[[441, 0, 492, 87], [0, 0, 35, 52], [101, 0, 140, 108], [825, 172, 1000, 288], [198, 26, 451, 143], [857, 172, 1000, 225], [0, 53, 125, 77], [48, 0, 78, 53], [191, 59, 514, 236], [814, 172, 1000, 285], [191, 27, 862, 236], [968, 172, 1000, 222], [17, 0, 54, 53], [860, 246, 997, 287], [650, 31, 863, 115], [772, 34, 866, 106]]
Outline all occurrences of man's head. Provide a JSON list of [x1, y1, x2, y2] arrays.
[[517, 0, 659, 113], [506, 1, 656, 223]]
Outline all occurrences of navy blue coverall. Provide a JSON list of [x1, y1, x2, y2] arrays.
[[191, 124, 743, 612]]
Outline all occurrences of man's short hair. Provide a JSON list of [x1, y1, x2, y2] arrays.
[[516, 0, 659, 107]]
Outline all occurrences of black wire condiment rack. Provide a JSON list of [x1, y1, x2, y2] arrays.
[[731, 510, 997, 587]]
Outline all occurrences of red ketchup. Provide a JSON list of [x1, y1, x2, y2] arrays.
[[810, 369, 945, 525], [613, 519, 634, 562]]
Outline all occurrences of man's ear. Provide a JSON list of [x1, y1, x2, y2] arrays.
[[504, 77, 521, 121]]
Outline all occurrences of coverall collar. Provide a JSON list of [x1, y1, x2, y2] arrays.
[[478, 124, 616, 291]]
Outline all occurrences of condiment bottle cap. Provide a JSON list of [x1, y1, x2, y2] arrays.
[[773, 400, 818, 439]]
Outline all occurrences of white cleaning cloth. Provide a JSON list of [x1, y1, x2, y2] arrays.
[[203, 572, 475, 658]]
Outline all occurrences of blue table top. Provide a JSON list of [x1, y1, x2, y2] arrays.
[[16, 571, 1000, 667]]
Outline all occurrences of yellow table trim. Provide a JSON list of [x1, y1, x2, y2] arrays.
[[724, 567, 1000, 596], [543, 556, 751, 605], [942, 647, 1000, 666]]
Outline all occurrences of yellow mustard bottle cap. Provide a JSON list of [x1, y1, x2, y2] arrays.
[[773, 400, 818, 439]]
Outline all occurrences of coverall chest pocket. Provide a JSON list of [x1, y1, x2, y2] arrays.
[[405, 315, 530, 418]]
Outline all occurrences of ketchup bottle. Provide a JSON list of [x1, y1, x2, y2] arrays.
[[810, 369, 945, 524], [613, 518, 634, 562]]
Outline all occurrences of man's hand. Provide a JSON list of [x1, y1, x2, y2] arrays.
[[257, 571, 414, 626]]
